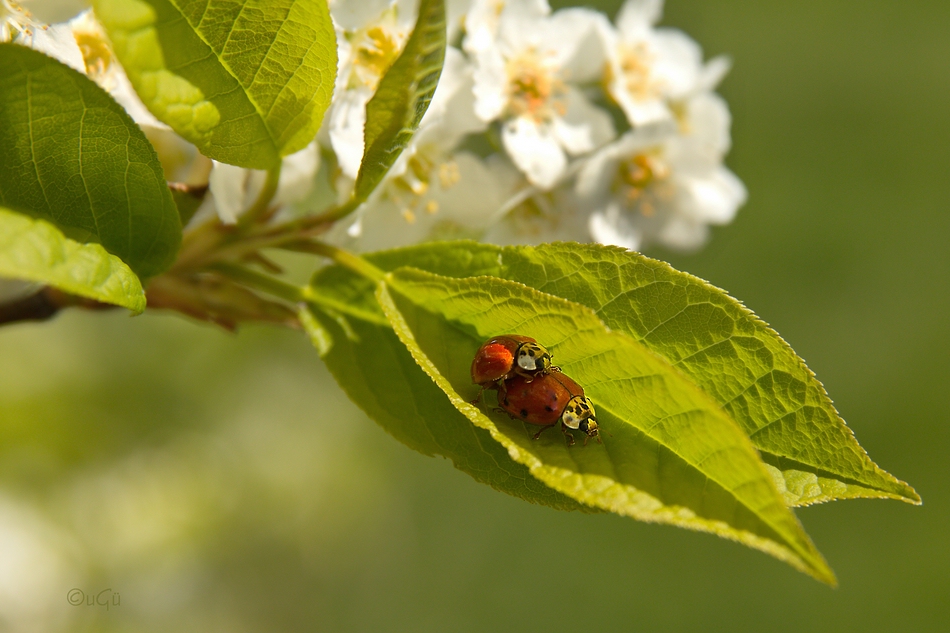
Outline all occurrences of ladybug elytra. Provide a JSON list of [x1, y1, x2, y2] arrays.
[[470, 335, 554, 399], [499, 372, 600, 446]]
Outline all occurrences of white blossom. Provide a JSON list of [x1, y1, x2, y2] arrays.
[[331, 47, 501, 250], [465, 1, 614, 188], [577, 92, 746, 251], [0, 0, 747, 257], [601, 0, 730, 128], [1, 0, 42, 42]]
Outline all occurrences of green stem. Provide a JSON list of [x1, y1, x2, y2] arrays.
[[309, 196, 361, 225], [249, 195, 361, 242], [282, 240, 385, 283], [238, 163, 282, 229], [211, 262, 305, 304]]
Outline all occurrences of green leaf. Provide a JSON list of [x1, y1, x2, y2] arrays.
[[306, 303, 589, 513], [297, 302, 333, 356], [0, 207, 145, 313], [353, 0, 446, 204], [311, 241, 918, 507], [0, 43, 181, 279], [378, 267, 835, 584], [93, 0, 336, 169]]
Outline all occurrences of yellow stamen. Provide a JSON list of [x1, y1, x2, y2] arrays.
[[506, 48, 566, 122]]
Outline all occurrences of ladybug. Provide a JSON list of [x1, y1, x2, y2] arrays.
[[470, 335, 554, 399], [498, 372, 600, 446]]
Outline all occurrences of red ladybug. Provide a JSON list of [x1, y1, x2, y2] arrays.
[[498, 372, 600, 446], [471, 335, 554, 399]]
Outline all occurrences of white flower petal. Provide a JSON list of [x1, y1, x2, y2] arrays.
[[275, 142, 321, 206], [544, 8, 608, 82], [29, 23, 84, 73], [328, 86, 373, 179], [697, 55, 731, 93], [658, 216, 707, 251], [329, 0, 393, 31], [471, 46, 507, 122], [209, 163, 265, 225], [589, 200, 642, 251], [554, 89, 615, 155], [667, 92, 732, 166], [614, 89, 672, 128], [681, 166, 747, 224], [575, 150, 617, 200], [616, 0, 662, 35], [502, 117, 567, 189], [422, 47, 484, 144], [430, 152, 507, 229], [464, 0, 550, 54], [652, 28, 703, 98]]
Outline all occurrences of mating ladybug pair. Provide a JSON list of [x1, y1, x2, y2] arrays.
[[471, 335, 600, 446]]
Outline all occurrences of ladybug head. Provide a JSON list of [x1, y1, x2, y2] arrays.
[[578, 416, 600, 445], [562, 397, 597, 431], [515, 342, 553, 373]]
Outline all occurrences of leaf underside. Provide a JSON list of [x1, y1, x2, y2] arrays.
[[93, 0, 337, 169], [0, 43, 180, 279], [0, 207, 145, 313]]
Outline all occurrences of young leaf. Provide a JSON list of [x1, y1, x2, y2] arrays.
[[353, 0, 446, 204], [306, 303, 590, 513], [0, 43, 181, 279], [378, 268, 835, 584], [310, 241, 918, 507], [0, 207, 145, 313], [93, 0, 336, 169]]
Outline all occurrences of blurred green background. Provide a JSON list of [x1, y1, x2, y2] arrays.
[[1, 0, 948, 630]]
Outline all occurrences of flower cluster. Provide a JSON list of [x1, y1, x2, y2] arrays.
[[330, 0, 746, 252], [8, 0, 746, 254]]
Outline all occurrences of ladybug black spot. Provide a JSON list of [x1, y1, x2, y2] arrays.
[[544, 405, 554, 412], [520, 409, 529, 418]]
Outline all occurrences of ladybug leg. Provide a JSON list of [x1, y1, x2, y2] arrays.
[[560, 423, 576, 447], [469, 387, 485, 406], [496, 379, 508, 398], [514, 367, 536, 382], [531, 424, 557, 440], [494, 407, 518, 421], [583, 433, 603, 447]]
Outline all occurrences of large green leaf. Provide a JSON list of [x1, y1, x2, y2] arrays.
[[377, 268, 834, 583], [93, 0, 336, 169], [353, 0, 446, 204], [306, 303, 589, 513], [0, 207, 145, 313], [309, 241, 918, 507], [0, 43, 181, 278]]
